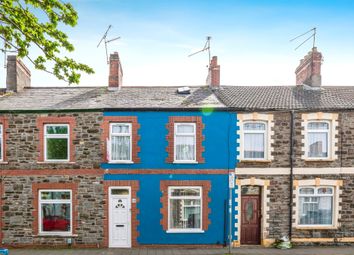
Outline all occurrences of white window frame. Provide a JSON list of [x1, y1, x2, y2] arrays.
[[242, 121, 267, 160], [297, 186, 334, 227], [306, 120, 331, 160], [167, 186, 203, 233], [38, 189, 73, 236], [0, 124, 3, 161], [173, 123, 197, 163], [109, 123, 133, 163], [44, 124, 70, 162]]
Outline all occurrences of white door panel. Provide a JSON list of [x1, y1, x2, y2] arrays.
[[109, 187, 131, 248]]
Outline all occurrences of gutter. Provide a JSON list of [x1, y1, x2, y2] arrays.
[[289, 110, 295, 240]]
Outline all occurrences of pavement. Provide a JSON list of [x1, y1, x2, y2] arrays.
[[5, 246, 354, 255]]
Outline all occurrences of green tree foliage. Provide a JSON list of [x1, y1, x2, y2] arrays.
[[0, 0, 94, 84]]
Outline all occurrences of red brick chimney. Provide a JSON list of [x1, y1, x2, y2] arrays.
[[295, 47, 323, 87], [207, 56, 220, 89], [6, 55, 31, 92], [108, 52, 123, 90]]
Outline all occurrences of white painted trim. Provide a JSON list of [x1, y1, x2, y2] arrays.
[[293, 179, 342, 230], [167, 186, 203, 232], [109, 123, 133, 163], [237, 113, 274, 162], [236, 168, 290, 175], [234, 178, 270, 244], [44, 124, 70, 162], [38, 189, 72, 236], [173, 123, 197, 163], [301, 112, 338, 161], [235, 167, 354, 175]]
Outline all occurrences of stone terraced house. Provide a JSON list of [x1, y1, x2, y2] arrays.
[[1, 47, 354, 248]]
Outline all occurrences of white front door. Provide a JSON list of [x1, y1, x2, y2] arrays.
[[109, 187, 131, 248]]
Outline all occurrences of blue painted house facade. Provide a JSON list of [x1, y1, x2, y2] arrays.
[[101, 110, 237, 247]]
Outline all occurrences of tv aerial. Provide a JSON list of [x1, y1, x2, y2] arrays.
[[97, 25, 121, 64], [290, 27, 317, 50], [188, 36, 212, 67]]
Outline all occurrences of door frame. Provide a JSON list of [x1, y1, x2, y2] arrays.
[[235, 178, 271, 246], [108, 186, 132, 248], [240, 192, 261, 245]]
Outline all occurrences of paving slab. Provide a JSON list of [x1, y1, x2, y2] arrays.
[[5, 246, 354, 255]]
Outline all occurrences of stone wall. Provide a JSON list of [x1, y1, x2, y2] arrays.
[[0, 112, 103, 170], [1, 175, 104, 247]]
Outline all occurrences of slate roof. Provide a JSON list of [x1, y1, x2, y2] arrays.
[[1, 84, 354, 112], [215, 85, 354, 111], [0, 86, 225, 111]]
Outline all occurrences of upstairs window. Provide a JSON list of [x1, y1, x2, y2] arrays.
[[44, 124, 69, 161], [174, 123, 196, 162], [299, 186, 333, 226], [110, 123, 132, 162], [243, 122, 267, 159], [0, 124, 3, 161], [307, 121, 329, 159]]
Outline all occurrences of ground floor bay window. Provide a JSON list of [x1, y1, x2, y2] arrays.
[[298, 186, 333, 226], [39, 190, 72, 234], [168, 186, 202, 232]]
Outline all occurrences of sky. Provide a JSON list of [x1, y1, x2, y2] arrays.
[[1, 0, 354, 87]]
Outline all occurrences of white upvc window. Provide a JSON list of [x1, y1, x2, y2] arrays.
[[44, 124, 70, 161], [298, 186, 334, 226], [243, 121, 267, 160], [0, 124, 3, 161], [39, 190, 72, 235], [109, 123, 132, 163], [307, 121, 330, 159], [174, 123, 196, 163], [168, 186, 202, 232]]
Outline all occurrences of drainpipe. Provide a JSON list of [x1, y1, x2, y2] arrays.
[[289, 110, 295, 239]]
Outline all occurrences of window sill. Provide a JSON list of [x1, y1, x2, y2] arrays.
[[173, 161, 199, 164], [304, 158, 335, 162], [0, 161, 8, 165], [107, 161, 134, 164], [239, 159, 272, 163], [295, 225, 337, 230], [166, 229, 205, 234], [35, 233, 78, 237], [37, 161, 76, 164]]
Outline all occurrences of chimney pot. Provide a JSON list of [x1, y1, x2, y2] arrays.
[[295, 47, 323, 87], [108, 52, 123, 90], [6, 55, 31, 92]]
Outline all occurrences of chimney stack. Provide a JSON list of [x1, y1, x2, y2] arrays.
[[6, 55, 31, 92], [295, 47, 323, 87], [207, 56, 220, 89], [108, 52, 123, 90]]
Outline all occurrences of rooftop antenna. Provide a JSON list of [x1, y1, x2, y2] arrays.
[[0, 21, 18, 68], [188, 36, 212, 67], [97, 25, 121, 64], [290, 27, 317, 50]]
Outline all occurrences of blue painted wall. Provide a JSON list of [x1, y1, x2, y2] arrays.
[[105, 173, 229, 245], [101, 111, 237, 169], [102, 110, 239, 245]]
